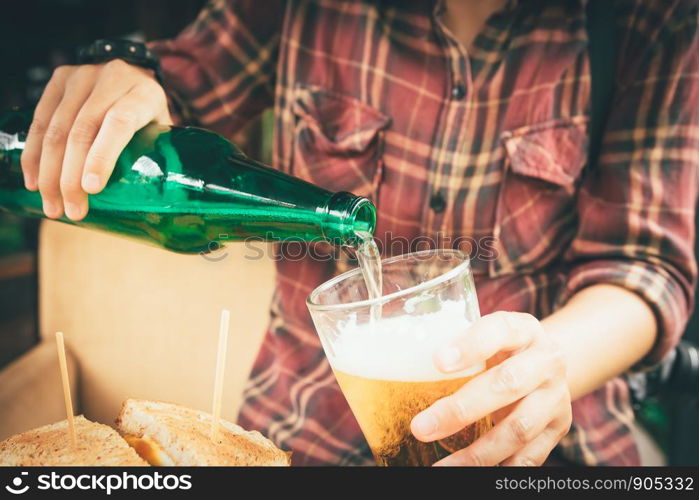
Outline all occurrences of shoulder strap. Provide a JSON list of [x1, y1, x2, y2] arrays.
[[585, 0, 617, 169]]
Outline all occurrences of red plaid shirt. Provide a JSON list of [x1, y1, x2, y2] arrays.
[[150, 0, 699, 465]]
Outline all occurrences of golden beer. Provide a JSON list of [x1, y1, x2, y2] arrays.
[[334, 370, 492, 466]]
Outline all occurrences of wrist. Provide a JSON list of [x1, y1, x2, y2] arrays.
[[75, 39, 163, 85]]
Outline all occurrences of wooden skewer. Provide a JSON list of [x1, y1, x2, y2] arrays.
[[55, 332, 77, 448], [210, 310, 230, 441]]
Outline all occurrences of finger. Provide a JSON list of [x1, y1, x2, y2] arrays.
[[500, 413, 572, 466], [38, 66, 98, 218], [431, 386, 566, 466], [60, 80, 136, 220], [434, 312, 541, 373], [21, 66, 71, 191], [412, 346, 563, 441], [81, 81, 168, 194]]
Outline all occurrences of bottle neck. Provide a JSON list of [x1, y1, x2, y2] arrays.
[[321, 192, 376, 247]]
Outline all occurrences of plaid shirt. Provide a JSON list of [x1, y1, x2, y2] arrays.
[[150, 0, 699, 465]]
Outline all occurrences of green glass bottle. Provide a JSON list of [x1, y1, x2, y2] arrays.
[[0, 108, 375, 253]]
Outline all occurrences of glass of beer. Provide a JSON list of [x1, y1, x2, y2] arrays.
[[307, 249, 492, 466]]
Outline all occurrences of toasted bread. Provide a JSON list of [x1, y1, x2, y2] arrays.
[[116, 399, 290, 466], [0, 415, 147, 466]]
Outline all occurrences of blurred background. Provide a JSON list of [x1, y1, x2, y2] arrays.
[[0, 0, 697, 465]]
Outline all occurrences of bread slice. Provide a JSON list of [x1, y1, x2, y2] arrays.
[[0, 415, 147, 466], [116, 399, 290, 466]]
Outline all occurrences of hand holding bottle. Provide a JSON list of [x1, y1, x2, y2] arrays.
[[20, 60, 173, 221]]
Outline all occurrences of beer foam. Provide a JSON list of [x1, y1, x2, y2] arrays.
[[326, 300, 483, 382]]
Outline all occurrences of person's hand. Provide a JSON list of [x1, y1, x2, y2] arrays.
[[21, 60, 172, 221], [411, 311, 572, 466]]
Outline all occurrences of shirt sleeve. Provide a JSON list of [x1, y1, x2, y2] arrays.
[[557, 0, 699, 368], [147, 0, 285, 137]]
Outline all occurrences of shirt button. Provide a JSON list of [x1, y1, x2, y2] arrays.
[[451, 81, 466, 100], [429, 191, 446, 213]]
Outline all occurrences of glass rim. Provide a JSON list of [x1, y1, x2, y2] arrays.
[[306, 248, 472, 313]]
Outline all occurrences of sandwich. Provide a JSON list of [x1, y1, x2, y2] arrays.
[[0, 415, 147, 466], [116, 399, 291, 466], [0, 400, 290, 466]]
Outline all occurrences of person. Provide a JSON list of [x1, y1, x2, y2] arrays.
[[20, 0, 698, 466]]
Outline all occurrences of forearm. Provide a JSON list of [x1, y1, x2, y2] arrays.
[[541, 284, 657, 401]]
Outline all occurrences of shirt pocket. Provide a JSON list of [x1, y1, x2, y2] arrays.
[[489, 116, 588, 277], [290, 84, 391, 200]]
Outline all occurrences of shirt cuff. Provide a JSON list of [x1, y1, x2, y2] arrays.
[[146, 40, 192, 127], [556, 259, 692, 371]]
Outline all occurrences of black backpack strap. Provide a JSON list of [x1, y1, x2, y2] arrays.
[[585, 0, 617, 169]]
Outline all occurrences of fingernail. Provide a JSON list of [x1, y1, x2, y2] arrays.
[[437, 345, 462, 369], [64, 202, 82, 220], [82, 173, 100, 192], [43, 200, 57, 217], [412, 412, 437, 436]]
